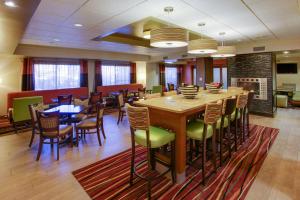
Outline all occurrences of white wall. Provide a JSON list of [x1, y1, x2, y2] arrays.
[[136, 61, 147, 87], [0, 54, 23, 115], [87, 60, 95, 94], [276, 59, 300, 91], [146, 63, 159, 90]]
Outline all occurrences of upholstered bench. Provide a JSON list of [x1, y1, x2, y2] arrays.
[[276, 95, 288, 108]]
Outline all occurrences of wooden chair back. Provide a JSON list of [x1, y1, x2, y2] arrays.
[[37, 111, 60, 137], [223, 97, 237, 116], [118, 93, 125, 107], [247, 90, 255, 108], [167, 83, 175, 91], [138, 88, 146, 99], [89, 92, 102, 105], [125, 104, 150, 131], [28, 103, 45, 124], [237, 94, 248, 109], [96, 103, 104, 127], [58, 95, 72, 105], [204, 101, 223, 125]]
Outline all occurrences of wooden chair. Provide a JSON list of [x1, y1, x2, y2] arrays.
[[138, 88, 146, 99], [28, 103, 48, 147], [75, 103, 106, 146], [87, 92, 103, 115], [57, 95, 72, 105], [217, 97, 237, 166], [245, 90, 255, 138], [167, 83, 175, 91], [126, 104, 176, 199], [71, 98, 89, 123], [36, 111, 73, 161], [187, 101, 222, 185], [232, 93, 248, 150], [117, 93, 126, 124]]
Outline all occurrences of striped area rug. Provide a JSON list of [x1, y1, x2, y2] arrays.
[[72, 124, 279, 200]]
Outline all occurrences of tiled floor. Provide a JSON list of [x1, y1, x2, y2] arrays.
[[0, 108, 299, 200]]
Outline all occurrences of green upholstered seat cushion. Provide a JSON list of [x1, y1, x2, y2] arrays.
[[187, 120, 213, 141], [134, 126, 175, 148]]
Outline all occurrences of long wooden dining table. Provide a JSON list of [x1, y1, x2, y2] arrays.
[[134, 89, 244, 183]]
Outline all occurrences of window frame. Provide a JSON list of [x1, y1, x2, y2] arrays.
[[101, 63, 131, 86], [33, 61, 81, 91]]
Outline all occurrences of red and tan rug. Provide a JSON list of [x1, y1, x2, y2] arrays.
[[72, 124, 279, 200]]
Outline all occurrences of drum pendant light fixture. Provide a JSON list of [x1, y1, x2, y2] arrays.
[[211, 32, 236, 57], [150, 7, 188, 48], [188, 23, 217, 54]]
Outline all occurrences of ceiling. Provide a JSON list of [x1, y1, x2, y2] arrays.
[[19, 0, 300, 56], [0, 0, 40, 54]]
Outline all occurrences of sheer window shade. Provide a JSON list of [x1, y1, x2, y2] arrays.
[[165, 67, 178, 88], [101, 64, 130, 86], [34, 63, 80, 90]]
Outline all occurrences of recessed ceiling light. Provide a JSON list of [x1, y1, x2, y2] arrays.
[[4, 1, 17, 7], [283, 51, 289, 54], [74, 23, 83, 27], [53, 38, 60, 42]]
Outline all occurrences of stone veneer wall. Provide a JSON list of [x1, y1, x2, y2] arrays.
[[228, 52, 276, 116]]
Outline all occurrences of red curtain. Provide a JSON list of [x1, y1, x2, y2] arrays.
[[94, 60, 102, 91], [159, 63, 166, 90], [80, 59, 88, 87], [130, 62, 136, 83], [22, 57, 35, 91]]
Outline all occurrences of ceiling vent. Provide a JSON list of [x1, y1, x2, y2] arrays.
[[253, 46, 265, 52]]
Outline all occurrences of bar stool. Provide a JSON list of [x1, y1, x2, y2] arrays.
[[126, 104, 176, 200], [232, 93, 248, 150], [245, 90, 255, 138], [187, 101, 222, 185], [117, 93, 126, 124], [217, 97, 237, 166]]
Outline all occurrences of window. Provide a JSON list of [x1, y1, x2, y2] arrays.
[[101, 64, 130, 86], [213, 67, 227, 88], [165, 67, 178, 87], [34, 63, 80, 90], [213, 68, 221, 83]]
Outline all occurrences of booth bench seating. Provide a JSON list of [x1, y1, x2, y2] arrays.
[[7, 87, 89, 110], [96, 84, 143, 97], [7, 87, 89, 127]]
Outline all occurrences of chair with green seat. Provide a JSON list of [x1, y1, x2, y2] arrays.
[[152, 85, 163, 94], [217, 97, 237, 166], [187, 101, 222, 185], [232, 93, 248, 151], [126, 104, 175, 199], [245, 91, 255, 138], [11, 96, 43, 132]]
